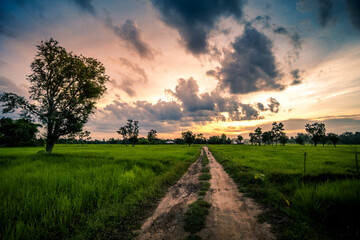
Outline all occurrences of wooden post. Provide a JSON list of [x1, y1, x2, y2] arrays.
[[304, 151, 307, 174], [356, 151, 359, 175]]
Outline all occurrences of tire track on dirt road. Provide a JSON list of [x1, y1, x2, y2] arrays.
[[136, 147, 274, 240], [199, 146, 274, 240]]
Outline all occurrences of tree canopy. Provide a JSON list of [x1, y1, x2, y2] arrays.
[[0, 118, 42, 147], [0, 39, 109, 153], [182, 130, 195, 146], [117, 119, 139, 147], [305, 122, 326, 147]]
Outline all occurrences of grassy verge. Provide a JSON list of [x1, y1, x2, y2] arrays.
[[184, 199, 212, 234], [208, 145, 360, 240], [0, 144, 201, 240]]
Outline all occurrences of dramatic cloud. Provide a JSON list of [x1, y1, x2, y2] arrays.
[[69, 0, 96, 15], [267, 97, 280, 113], [345, 0, 360, 31], [273, 26, 302, 52], [296, 0, 337, 28], [104, 18, 156, 59], [208, 25, 284, 94], [150, 0, 244, 54], [256, 102, 266, 111], [290, 69, 303, 85], [166, 77, 215, 112], [239, 104, 261, 120]]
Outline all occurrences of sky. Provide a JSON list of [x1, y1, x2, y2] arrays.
[[0, 0, 359, 140]]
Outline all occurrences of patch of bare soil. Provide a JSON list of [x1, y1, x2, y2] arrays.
[[136, 150, 204, 240], [136, 147, 274, 240], [199, 146, 274, 240]]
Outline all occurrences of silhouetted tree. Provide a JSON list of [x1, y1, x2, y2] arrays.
[[182, 130, 195, 146], [147, 129, 157, 144], [249, 132, 255, 145], [295, 133, 307, 145], [305, 122, 326, 147], [279, 133, 289, 146], [327, 133, 340, 147], [0, 118, 40, 147], [208, 135, 220, 144], [117, 126, 128, 146], [0, 39, 109, 153], [262, 131, 274, 145], [237, 135, 243, 144], [272, 122, 284, 146], [254, 127, 262, 145]]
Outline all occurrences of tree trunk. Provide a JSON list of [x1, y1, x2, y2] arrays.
[[46, 138, 55, 154]]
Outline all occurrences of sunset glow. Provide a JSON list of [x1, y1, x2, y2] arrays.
[[1, 0, 359, 139]]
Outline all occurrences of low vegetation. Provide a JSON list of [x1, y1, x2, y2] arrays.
[[208, 144, 360, 240], [0, 144, 201, 240], [184, 199, 212, 234]]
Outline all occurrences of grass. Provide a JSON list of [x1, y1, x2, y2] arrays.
[[199, 173, 211, 181], [208, 144, 360, 240], [0, 144, 201, 240], [184, 199, 211, 234], [199, 181, 210, 191], [201, 153, 209, 166], [201, 166, 210, 173]]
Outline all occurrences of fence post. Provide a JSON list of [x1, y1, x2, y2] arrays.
[[304, 151, 306, 174]]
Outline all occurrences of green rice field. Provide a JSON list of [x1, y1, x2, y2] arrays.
[[208, 144, 360, 240], [0, 144, 201, 240]]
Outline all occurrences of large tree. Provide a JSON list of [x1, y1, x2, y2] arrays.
[[254, 127, 262, 145], [305, 122, 326, 147], [271, 122, 284, 146], [261, 131, 274, 145], [327, 133, 340, 147], [0, 39, 109, 153], [182, 130, 195, 146], [117, 119, 139, 147], [147, 129, 158, 144]]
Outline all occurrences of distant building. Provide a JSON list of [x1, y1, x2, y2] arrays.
[[231, 139, 238, 144], [165, 140, 174, 144]]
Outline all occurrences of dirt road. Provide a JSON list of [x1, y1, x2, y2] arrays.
[[136, 147, 274, 240]]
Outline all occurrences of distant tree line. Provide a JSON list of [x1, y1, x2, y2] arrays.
[[2, 116, 359, 148]]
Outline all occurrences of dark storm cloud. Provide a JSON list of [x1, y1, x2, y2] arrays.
[[166, 77, 215, 112], [69, 0, 96, 15], [149, 0, 244, 55], [257, 102, 266, 111], [267, 97, 280, 113], [290, 69, 303, 85], [239, 104, 261, 120], [209, 25, 284, 94], [317, 0, 336, 27], [101, 78, 282, 134], [345, 0, 360, 31], [296, 0, 337, 28], [104, 18, 156, 59], [272, 26, 302, 52]]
